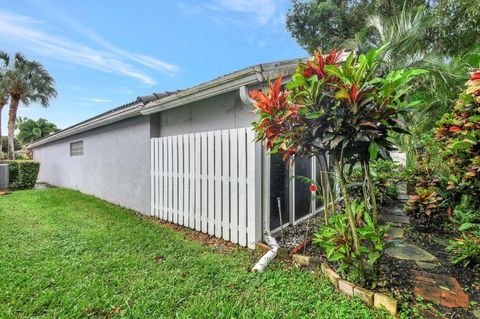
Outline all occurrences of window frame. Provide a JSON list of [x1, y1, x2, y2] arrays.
[[70, 140, 84, 157]]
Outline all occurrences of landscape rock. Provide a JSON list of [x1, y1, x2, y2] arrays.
[[374, 292, 397, 316], [354, 287, 374, 306], [324, 268, 340, 289], [385, 240, 437, 262], [338, 279, 355, 297]]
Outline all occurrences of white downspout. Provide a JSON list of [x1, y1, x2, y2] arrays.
[[240, 77, 280, 272]]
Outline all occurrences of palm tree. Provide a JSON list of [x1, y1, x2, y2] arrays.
[[16, 117, 59, 145], [0, 51, 10, 160], [2, 53, 57, 159], [345, 6, 464, 155]]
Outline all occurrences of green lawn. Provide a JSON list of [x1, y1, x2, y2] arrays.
[[0, 188, 389, 318]]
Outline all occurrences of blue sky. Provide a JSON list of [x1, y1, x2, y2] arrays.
[[0, 0, 306, 130]]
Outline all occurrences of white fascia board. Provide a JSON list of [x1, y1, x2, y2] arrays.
[[28, 104, 142, 149], [140, 59, 304, 115]]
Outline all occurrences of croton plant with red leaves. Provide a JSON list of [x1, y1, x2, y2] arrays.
[[435, 69, 480, 196], [249, 47, 426, 165], [248, 75, 303, 160]]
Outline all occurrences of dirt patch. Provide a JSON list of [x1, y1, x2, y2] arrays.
[[145, 217, 238, 253]]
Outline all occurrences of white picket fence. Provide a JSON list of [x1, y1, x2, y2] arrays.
[[150, 127, 260, 248]]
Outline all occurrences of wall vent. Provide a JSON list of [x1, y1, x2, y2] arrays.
[[0, 164, 9, 190]]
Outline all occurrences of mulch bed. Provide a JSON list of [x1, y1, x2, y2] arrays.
[[144, 217, 239, 254], [282, 205, 480, 318]]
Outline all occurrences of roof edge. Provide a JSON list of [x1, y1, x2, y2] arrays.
[[28, 103, 142, 149], [140, 58, 305, 115]]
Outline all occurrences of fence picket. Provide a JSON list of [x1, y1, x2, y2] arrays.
[[230, 129, 239, 244], [195, 133, 201, 231], [207, 131, 215, 235], [221, 130, 230, 241], [162, 138, 168, 220], [214, 131, 222, 238], [246, 129, 256, 248], [189, 134, 195, 229], [173, 136, 178, 224], [238, 128, 247, 247], [150, 139, 155, 217], [157, 139, 162, 218], [178, 136, 184, 226], [201, 132, 208, 233], [183, 135, 189, 227]]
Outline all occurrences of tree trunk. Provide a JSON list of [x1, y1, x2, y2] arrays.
[[0, 101, 4, 160], [316, 156, 329, 225], [366, 161, 378, 232], [333, 158, 361, 255], [322, 153, 336, 215], [7, 96, 20, 160]]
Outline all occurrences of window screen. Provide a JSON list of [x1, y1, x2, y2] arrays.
[[70, 141, 84, 156]]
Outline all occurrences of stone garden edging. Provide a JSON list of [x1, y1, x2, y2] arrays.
[[291, 253, 398, 317]]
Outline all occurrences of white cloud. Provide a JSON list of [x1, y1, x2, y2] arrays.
[[178, 0, 286, 27], [83, 98, 113, 103], [0, 11, 179, 85]]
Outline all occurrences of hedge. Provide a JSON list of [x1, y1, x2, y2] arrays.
[[0, 160, 40, 189]]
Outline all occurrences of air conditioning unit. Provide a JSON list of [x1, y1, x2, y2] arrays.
[[0, 164, 9, 190]]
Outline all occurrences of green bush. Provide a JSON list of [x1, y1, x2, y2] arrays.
[[446, 235, 480, 269], [346, 159, 402, 208], [0, 160, 40, 189]]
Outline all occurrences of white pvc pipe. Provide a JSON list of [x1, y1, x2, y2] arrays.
[[252, 233, 280, 272]]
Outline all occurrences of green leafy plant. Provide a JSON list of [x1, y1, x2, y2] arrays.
[[451, 194, 480, 237], [435, 70, 480, 202], [405, 186, 444, 225], [446, 235, 480, 269], [250, 47, 424, 284], [347, 159, 402, 208], [313, 201, 389, 285]]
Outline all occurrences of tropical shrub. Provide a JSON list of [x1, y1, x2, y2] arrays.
[[451, 194, 480, 237], [435, 69, 480, 202], [446, 235, 480, 269], [313, 201, 389, 285], [405, 186, 444, 229], [250, 47, 424, 284], [0, 160, 40, 189]]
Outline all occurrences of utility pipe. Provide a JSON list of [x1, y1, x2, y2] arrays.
[[252, 196, 282, 272]]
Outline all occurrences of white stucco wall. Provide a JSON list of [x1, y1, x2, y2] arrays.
[[32, 116, 151, 214], [153, 91, 256, 137]]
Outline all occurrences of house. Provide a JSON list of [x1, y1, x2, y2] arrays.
[[29, 58, 332, 248]]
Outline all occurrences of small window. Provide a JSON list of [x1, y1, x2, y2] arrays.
[[70, 141, 84, 156]]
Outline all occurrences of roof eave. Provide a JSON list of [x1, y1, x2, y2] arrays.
[[28, 104, 142, 149], [140, 58, 304, 115]]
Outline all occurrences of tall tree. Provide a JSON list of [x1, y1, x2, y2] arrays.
[[2, 53, 57, 159], [286, 0, 431, 53], [0, 51, 10, 160], [431, 0, 480, 56], [16, 118, 59, 145]]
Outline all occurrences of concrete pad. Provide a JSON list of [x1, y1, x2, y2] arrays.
[[385, 241, 437, 262], [385, 227, 404, 239], [416, 261, 439, 270], [380, 214, 410, 225]]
